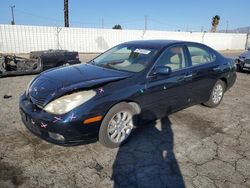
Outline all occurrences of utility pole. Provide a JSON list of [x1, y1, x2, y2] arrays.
[[144, 15, 148, 31], [201, 26, 204, 32], [64, 0, 69, 27], [101, 17, 104, 28], [226, 20, 228, 33], [10, 5, 15, 25], [246, 27, 250, 50]]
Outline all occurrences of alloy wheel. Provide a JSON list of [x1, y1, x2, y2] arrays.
[[107, 111, 134, 143], [212, 84, 223, 104]]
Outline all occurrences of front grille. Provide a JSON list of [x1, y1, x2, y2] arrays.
[[30, 95, 46, 108]]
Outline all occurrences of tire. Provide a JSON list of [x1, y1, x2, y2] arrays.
[[203, 80, 226, 108], [99, 102, 137, 148], [236, 64, 243, 72]]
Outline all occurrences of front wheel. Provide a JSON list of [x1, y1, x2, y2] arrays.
[[99, 102, 137, 148], [203, 80, 226, 108]]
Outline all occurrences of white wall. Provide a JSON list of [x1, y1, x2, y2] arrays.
[[0, 24, 247, 53]]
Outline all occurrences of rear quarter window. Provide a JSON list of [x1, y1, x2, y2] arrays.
[[187, 46, 216, 66]]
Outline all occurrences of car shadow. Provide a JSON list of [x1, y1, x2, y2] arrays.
[[112, 116, 185, 188]]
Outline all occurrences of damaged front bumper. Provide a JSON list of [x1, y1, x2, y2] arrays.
[[19, 94, 101, 146]]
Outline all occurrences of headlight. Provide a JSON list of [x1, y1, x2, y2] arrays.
[[44, 90, 96, 115], [239, 56, 245, 61]]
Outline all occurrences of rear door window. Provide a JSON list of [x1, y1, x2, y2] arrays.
[[187, 45, 215, 66]]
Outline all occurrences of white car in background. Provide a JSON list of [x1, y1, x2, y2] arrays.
[[236, 47, 250, 72]]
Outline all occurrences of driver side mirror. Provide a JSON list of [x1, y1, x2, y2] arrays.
[[153, 66, 172, 75]]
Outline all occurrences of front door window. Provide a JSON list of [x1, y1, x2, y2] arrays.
[[154, 46, 187, 71]]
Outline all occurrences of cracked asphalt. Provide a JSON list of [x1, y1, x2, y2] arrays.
[[0, 52, 250, 188]]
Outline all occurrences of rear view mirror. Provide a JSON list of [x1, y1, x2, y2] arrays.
[[153, 66, 172, 75]]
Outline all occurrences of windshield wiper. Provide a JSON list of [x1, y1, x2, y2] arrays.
[[90, 61, 122, 72]]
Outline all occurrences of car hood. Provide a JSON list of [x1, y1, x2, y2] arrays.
[[239, 50, 250, 59], [28, 63, 132, 106]]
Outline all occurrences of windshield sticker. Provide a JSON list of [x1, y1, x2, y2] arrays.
[[134, 49, 151, 55]]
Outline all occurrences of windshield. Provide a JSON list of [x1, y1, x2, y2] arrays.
[[91, 45, 158, 73]]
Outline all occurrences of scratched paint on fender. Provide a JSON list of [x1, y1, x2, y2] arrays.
[[69, 113, 76, 121], [40, 122, 47, 128], [53, 116, 62, 123]]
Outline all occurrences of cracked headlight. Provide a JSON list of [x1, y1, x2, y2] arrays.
[[44, 90, 96, 115]]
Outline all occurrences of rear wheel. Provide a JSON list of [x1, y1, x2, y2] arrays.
[[203, 80, 226, 108], [99, 102, 137, 148]]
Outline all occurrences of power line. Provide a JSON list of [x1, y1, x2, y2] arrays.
[[15, 8, 100, 27], [226, 20, 229, 33], [15, 8, 62, 23], [101, 17, 104, 28], [7, 8, 207, 31], [149, 18, 181, 28]]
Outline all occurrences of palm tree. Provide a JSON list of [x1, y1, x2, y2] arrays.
[[211, 15, 220, 32], [64, 0, 69, 27]]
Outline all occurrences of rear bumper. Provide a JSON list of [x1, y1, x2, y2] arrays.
[[19, 94, 100, 146]]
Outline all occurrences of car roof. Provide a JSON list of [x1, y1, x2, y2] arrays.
[[122, 40, 185, 49]]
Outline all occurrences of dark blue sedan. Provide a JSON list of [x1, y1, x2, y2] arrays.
[[19, 40, 236, 148]]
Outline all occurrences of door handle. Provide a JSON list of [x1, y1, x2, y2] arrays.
[[184, 74, 193, 79]]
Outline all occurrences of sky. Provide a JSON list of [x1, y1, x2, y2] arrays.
[[0, 0, 250, 31]]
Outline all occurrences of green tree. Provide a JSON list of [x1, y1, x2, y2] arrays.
[[211, 15, 220, 32], [112, 24, 122, 30]]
